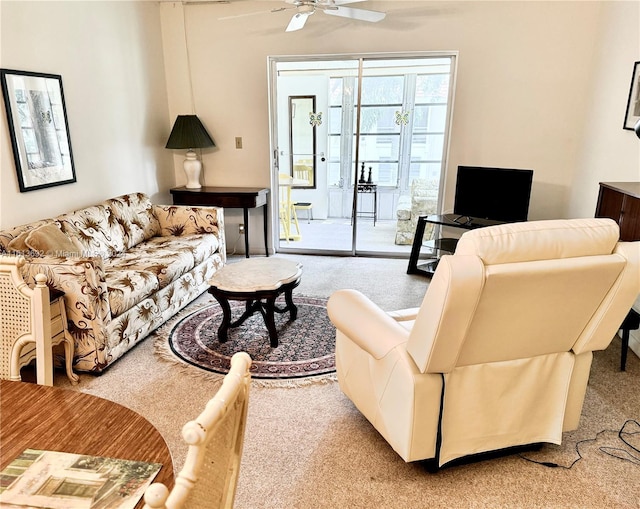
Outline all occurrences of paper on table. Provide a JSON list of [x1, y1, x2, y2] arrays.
[[0, 449, 161, 509]]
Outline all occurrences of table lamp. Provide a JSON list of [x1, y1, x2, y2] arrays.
[[635, 118, 640, 139], [166, 115, 215, 189]]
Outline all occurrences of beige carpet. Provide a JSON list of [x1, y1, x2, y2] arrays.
[[43, 254, 640, 508]]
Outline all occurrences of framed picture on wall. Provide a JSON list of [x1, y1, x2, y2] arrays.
[[0, 69, 76, 192], [623, 61, 640, 131]]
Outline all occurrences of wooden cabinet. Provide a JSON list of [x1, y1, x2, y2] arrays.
[[595, 182, 640, 370], [595, 182, 640, 241]]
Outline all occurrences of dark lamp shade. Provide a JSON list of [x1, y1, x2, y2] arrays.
[[634, 119, 640, 139], [165, 115, 215, 149]]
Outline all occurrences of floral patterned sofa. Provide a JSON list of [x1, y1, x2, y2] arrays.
[[0, 193, 226, 373]]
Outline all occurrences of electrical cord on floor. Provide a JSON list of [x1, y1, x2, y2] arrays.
[[519, 419, 640, 469], [227, 232, 244, 257]]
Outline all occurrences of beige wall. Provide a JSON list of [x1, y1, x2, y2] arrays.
[[1, 1, 637, 241], [568, 1, 640, 219], [161, 0, 639, 246], [0, 1, 172, 229]]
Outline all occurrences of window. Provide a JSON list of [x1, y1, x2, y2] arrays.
[[328, 58, 453, 193]]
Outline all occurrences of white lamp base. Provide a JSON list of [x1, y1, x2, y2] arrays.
[[183, 150, 202, 189]]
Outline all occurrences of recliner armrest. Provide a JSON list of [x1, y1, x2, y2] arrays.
[[327, 289, 410, 360], [388, 308, 420, 322]]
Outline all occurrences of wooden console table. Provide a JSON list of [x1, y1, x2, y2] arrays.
[[170, 186, 269, 258], [595, 181, 640, 370]]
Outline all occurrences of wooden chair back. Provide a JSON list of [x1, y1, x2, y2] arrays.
[[143, 352, 252, 509]]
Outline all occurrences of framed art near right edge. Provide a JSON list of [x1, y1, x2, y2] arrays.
[[623, 61, 640, 130]]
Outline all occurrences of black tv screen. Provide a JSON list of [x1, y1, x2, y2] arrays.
[[453, 166, 533, 222]]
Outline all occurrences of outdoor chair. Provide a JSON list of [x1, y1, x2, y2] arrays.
[[292, 164, 313, 223], [278, 173, 301, 242], [143, 352, 252, 509], [328, 218, 640, 468]]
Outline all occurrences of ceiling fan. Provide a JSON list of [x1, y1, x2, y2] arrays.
[[214, 0, 386, 33], [282, 0, 386, 32]]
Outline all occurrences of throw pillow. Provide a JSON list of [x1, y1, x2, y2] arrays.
[[25, 223, 82, 257], [7, 230, 31, 253]]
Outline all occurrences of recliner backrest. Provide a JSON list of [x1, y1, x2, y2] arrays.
[[406, 218, 639, 373]]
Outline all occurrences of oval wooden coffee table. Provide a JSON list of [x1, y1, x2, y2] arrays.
[[208, 258, 303, 347]]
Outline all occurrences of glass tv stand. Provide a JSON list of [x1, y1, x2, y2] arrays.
[[407, 214, 505, 277]]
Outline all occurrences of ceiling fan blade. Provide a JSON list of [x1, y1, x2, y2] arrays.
[[326, 0, 367, 4], [219, 7, 287, 21], [185, 0, 253, 4], [184, 1, 233, 4], [286, 12, 312, 32], [323, 6, 386, 23]]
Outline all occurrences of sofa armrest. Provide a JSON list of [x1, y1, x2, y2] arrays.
[[396, 195, 411, 220], [327, 289, 410, 360], [153, 204, 226, 262], [21, 256, 112, 361]]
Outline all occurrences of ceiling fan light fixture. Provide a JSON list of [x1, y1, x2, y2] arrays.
[[286, 11, 313, 31]]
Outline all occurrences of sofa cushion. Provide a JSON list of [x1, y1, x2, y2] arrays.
[[123, 234, 219, 288], [101, 232, 219, 318], [146, 234, 220, 266], [7, 230, 32, 252], [102, 267, 160, 318], [24, 223, 83, 257], [0, 219, 52, 254], [57, 205, 126, 258], [154, 205, 224, 238], [103, 193, 161, 250]]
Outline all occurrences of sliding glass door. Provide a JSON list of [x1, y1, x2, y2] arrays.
[[268, 53, 456, 256]]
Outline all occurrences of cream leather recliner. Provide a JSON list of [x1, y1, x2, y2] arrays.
[[328, 218, 640, 468]]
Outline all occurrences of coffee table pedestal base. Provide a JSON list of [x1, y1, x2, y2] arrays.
[[209, 279, 300, 348]]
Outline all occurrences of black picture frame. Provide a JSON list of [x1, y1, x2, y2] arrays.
[[623, 61, 640, 131], [288, 95, 317, 189], [0, 69, 76, 192]]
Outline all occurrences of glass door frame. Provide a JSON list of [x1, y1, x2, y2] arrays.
[[267, 51, 458, 257]]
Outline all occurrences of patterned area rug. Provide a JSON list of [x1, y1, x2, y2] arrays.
[[154, 295, 337, 387]]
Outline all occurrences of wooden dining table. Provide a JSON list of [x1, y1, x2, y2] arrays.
[[0, 379, 174, 508]]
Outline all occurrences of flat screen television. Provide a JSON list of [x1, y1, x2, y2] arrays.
[[453, 166, 534, 222]]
